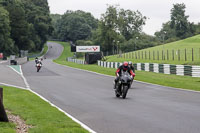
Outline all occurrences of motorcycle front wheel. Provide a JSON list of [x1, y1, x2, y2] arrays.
[[37, 66, 40, 72], [122, 85, 128, 99]]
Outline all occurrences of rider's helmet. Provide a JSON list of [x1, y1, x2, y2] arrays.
[[123, 61, 128, 71], [128, 61, 132, 65], [35, 57, 38, 60]]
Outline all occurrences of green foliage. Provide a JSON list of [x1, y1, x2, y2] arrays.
[[50, 14, 62, 39], [118, 9, 146, 40], [74, 10, 98, 29], [96, 5, 146, 54], [5, 0, 31, 51], [22, 0, 53, 50], [0, 6, 15, 56], [53, 10, 97, 42], [76, 40, 93, 46], [170, 3, 191, 38], [0, 0, 52, 55], [155, 3, 198, 43], [122, 33, 158, 52], [194, 23, 200, 35]]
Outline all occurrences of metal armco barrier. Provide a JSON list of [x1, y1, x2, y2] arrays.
[[98, 61, 200, 78], [0, 87, 8, 122]]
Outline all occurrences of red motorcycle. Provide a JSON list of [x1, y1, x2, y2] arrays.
[[36, 63, 42, 72]]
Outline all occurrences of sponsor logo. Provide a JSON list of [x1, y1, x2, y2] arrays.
[[76, 46, 100, 52]]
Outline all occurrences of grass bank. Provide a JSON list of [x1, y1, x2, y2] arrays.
[[107, 35, 200, 65], [0, 86, 88, 133], [53, 41, 200, 91]]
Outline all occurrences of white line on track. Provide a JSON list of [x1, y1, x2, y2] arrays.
[[54, 61, 200, 94], [0, 82, 27, 90], [19, 65, 30, 89]]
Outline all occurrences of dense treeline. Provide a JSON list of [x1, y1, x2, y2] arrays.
[[51, 10, 98, 42], [0, 0, 52, 56], [51, 5, 153, 55], [1, 2, 197, 57], [51, 4, 200, 55]]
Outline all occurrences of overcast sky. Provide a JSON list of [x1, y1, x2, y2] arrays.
[[48, 0, 200, 35]]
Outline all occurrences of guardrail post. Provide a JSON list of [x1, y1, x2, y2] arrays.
[[0, 87, 8, 122]]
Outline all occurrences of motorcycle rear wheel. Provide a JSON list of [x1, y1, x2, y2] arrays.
[[37, 66, 40, 72]]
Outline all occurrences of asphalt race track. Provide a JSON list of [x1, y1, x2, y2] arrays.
[[21, 42, 200, 133]]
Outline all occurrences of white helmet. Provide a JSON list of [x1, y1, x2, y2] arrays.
[[128, 61, 132, 65]]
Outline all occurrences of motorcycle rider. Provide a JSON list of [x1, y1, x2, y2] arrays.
[[128, 61, 135, 74], [128, 61, 135, 86], [36, 59, 42, 66], [114, 61, 135, 89], [35, 57, 38, 64], [35, 59, 42, 72]]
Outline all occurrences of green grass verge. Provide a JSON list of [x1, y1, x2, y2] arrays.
[[0, 86, 88, 133], [52, 41, 200, 91], [28, 44, 48, 61], [107, 35, 200, 65], [41, 44, 48, 56]]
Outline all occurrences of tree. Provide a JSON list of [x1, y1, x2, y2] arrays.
[[74, 10, 98, 29], [155, 3, 197, 43], [1, 0, 53, 52], [50, 14, 61, 39], [5, 0, 31, 51], [0, 6, 15, 56], [98, 5, 118, 54], [22, 0, 53, 50], [118, 9, 146, 40], [154, 21, 178, 43], [170, 3, 190, 38], [56, 10, 96, 42], [98, 5, 146, 54]]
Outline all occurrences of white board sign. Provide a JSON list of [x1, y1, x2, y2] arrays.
[[76, 46, 100, 52]]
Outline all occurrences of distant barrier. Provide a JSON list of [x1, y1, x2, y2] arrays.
[[98, 61, 200, 77], [0, 87, 8, 122], [67, 57, 85, 64], [15, 57, 28, 65]]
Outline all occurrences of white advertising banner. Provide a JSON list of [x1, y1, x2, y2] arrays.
[[76, 46, 100, 52]]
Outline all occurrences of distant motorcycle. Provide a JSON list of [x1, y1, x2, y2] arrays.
[[115, 71, 132, 99], [36, 63, 42, 72]]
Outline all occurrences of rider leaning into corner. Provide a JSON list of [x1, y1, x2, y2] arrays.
[[114, 61, 135, 89]]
